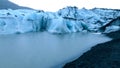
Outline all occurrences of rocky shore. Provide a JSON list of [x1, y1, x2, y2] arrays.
[[63, 30, 120, 68]]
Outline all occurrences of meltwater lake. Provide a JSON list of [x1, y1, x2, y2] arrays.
[[0, 32, 111, 68]]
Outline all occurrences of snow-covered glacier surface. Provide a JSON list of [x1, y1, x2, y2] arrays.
[[0, 7, 120, 34]]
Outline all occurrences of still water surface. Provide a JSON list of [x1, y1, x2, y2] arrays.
[[0, 32, 111, 68]]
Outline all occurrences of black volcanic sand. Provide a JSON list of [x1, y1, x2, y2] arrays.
[[63, 31, 120, 68]]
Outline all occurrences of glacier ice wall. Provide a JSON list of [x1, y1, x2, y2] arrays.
[[0, 7, 120, 34]]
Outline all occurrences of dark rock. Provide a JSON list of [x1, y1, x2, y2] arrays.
[[99, 17, 120, 32], [64, 31, 120, 68], [106, 30, 120, 39]]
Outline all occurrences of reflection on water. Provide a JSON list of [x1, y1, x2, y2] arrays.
[[0, 32, 111, 68]]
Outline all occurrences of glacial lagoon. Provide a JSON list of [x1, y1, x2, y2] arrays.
[[0, 32, 111, 68]]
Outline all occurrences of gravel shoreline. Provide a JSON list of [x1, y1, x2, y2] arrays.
[[63, 31, 120, 68]]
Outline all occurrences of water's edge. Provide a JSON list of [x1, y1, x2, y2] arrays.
[[0, 32, 111, 68]]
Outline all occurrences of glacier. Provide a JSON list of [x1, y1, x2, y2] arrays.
[[0, 7, 120, 34]]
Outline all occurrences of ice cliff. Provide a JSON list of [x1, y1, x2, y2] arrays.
[[0, 7, 120, 34]]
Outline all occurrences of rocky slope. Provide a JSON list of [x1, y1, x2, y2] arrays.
[[0, 0, 32, 9]]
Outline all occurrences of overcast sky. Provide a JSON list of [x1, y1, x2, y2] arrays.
[[9, 0, 120, 11]]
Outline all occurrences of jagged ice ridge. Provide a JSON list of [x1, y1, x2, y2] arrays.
[[0, 7, 120, 34]]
